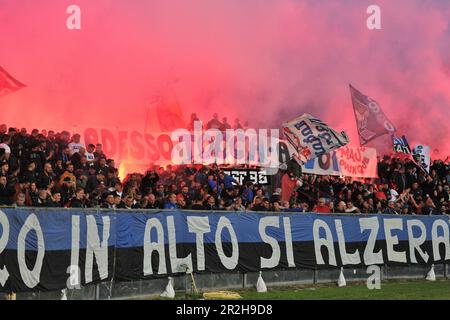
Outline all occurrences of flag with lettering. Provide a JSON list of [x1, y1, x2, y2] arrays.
[[0, 65, 26, 98], [413, 145, 431, 173], [349, 84, 396, 145], [393, 135, 412, 154], [282, 113, 349, 164]]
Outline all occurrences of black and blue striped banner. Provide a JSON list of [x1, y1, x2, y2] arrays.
[[0, 208, 449, 292]]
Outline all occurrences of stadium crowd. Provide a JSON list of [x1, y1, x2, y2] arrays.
[[0, 123, 449, 215]]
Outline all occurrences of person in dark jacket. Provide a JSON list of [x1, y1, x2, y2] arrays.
[[141, 170, 159, 195], [383, 201, 398, 214], [102, 193, 116, 209], [48, 192, 63, 207], [0, 175, 15, 206], [204, 195, 219, 210], [20, 161, 38, 185], [69, 187, 88, 208], [392, 166, 407, 193], [34, 189, 51, 207], [190, 195, 207, 210], [37, 162, 54, 190]]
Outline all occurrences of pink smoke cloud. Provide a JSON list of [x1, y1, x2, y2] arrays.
[[0, 0, 449, 161]]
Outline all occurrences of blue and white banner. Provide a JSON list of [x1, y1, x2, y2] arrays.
[[393, 135, 412, 154], [302, 146, 378, 178], [413, 145, 431, 174], [0, 208, 449, 292]]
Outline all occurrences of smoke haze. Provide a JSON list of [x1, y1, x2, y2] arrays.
[[1, 0, 449, 158]]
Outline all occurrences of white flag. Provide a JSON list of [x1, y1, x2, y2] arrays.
[[413, 145, 431, 173], [282, 114, 349, 164]]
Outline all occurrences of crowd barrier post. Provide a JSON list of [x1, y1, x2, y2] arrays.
[[242, 272, 247, 288], [444, 262, 448, 280], [184, 273, 189, 298], [95, 284, 100, 300]]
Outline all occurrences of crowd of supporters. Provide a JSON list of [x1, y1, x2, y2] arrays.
[[0, 123, 449, 214]]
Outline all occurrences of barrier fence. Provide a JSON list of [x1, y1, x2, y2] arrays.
[[0, 208, 449, 299]]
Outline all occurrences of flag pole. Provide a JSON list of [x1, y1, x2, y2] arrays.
[[348, 84, 363, 147]]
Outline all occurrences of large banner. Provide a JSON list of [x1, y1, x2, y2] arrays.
[[1, 208, 449, 293], [302, 146, 378, 178], [302, 152, 341, 176], [0, 209, 115, 293], [81, 125, 281, 175]]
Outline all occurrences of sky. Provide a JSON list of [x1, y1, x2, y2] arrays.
[[1, 0, 449, 161]]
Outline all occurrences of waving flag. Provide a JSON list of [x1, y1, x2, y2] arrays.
[[349, 84, 396, 145], [0, 65, 26, 98], [282, 113, 349, 164], [393, 135, 412, 154]]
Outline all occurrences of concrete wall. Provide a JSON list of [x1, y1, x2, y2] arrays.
[[11, 264, 448, 300]]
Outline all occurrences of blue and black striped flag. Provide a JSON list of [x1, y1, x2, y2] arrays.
[[393, 135, 412, 154]]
